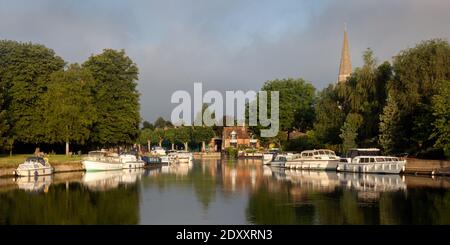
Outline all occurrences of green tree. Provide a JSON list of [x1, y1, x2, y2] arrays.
[[0, 84, 8, 150], [153, 128, 165, 147], [83, 49, 140, 147], [165, 128, 177, 150], [340, 113, 363, 153], [336, 49, 391, 146], [138, 128, 157, 152], [192, 126, 215, 152], [430, 80, 450, 157], [142, 121, 154, 130], [0, 40, 65, 149], [379, 92, 401, 154], [41, 64, 97, 155], [314, 85, 345, 145], [154, 117, 173, 129], [261, 78, 315, 142], [177, 127, 192, 151], [388, 39, 450, 153]]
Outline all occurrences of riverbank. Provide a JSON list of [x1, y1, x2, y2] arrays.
[[0, 154, 83, 178], [404, 158, 450, 176]]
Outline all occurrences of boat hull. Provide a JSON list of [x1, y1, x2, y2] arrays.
[[14, 167, 53, 177], [285, 159, 339, 171], [266, 161, 285, 167], [122, 161, 145, 169], [82, 160, 123, 172], [336, 161, 406, 174]]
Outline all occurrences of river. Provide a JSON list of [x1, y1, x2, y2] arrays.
[[0, 159, 449, 225]]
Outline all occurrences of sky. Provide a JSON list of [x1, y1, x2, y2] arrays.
[[1, 0, 449, 123]]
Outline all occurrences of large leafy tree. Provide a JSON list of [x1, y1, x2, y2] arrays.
[[384, 39, 450, 153], [142, 121, 154, 130], [336, 49, 391, 146], [154, 117, 173, 129], [0, 80, 8, 150], [313, 85, 345, 145], [83, 49, 140, 147], [165, 128, 177, 150], [154, 128, 165, 147], [261, 78, 315, 142], [339, 113, 363, 153], [379, 91, 401, 154], [0, 40, 65, 148], [430, 80, 450, 157], [138, 128, 158, 152], [177, 126, 192, 151], [41, 64, 97, 155], [192, 126, 215, 152]]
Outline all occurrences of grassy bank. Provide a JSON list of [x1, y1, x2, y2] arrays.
[[0, 154, 81, 168]]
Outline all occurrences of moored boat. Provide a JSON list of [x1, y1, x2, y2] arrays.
[[262, 148, 280, 165], [284, 149, 339, 170], [14, 157, 54, 177], [82, 151, 122, 172], [169, 151, 193, 164], [120, 153, 145, 169], [336, 148, 406, 174]]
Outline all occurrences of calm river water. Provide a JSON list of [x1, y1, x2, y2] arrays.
[[1, 159, 449, 225]]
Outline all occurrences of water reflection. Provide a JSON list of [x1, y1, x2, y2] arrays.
[[82, 169, 144, 191], [14, 175, 53, 193], [0, 159, 449, 224]]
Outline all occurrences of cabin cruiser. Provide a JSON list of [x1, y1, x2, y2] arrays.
[[151, 146, 167, 156], [265, 153, 298, 167], [120, 153, 145, 169], [151, 147, 169, 163], [336, 148, 406, 174], [262, 148, 280, 165], [168, 151, 193, 164], [14, 157, 54, 177], [141, 155, 163, 165], [82, 151, 122, 171], [283, 149, 339, 170]]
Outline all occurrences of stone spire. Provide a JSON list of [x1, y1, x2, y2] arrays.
[[337, 24, 352, 83]]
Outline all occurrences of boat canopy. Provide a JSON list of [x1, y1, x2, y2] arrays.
[[25, 157, 46, 165]]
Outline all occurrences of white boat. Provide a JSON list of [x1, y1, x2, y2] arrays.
[[14, 175, 53, 192], [151, 146, 167, 156], [82, 151, 122, 172], [168, 151, 193, 164], [160, 155, 170, 163], [14, 157, 54, 177], [120, 154, 145, 169], [284, 149, 339, 170], [262, 148, 280, 165], [336, 148, 406, 174], [265, 153, 297, 167]]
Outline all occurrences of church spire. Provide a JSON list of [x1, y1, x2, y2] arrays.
[[337, 24, 352, 83]]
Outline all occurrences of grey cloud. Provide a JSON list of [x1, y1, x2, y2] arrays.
[[0, 0, 449, 122]]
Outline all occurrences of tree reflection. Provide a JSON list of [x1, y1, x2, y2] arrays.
[[0, 183, 139, 224]]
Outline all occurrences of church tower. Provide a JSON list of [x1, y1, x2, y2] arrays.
[[337, 24, 352, 83]]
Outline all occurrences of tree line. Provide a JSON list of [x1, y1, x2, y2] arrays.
[[138, 117, 215, 152], [248, 39, 450, 159], [0, 40, 140, 155]]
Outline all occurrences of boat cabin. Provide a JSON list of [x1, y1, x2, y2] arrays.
[[352, 156, 401, 164], [346, 148, 381, 158], [25, 157, 47, 166], [300, 149, 337, 159]]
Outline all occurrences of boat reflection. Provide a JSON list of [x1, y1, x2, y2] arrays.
[[161, 162, 193, 176], [14, 175, 53, 192], [82, 169, 145, 191], [263, 166, 406, 200]]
